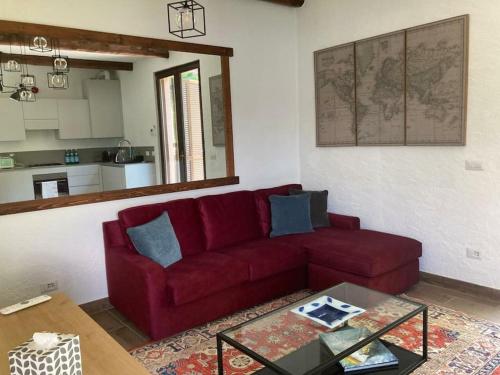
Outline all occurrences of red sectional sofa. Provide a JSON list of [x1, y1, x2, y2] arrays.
[[103, 184, 422, 340]]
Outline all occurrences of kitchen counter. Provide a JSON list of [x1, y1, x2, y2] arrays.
[[0, 161, 154, 173]]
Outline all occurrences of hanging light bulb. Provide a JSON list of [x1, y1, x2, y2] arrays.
[[176, 2, 195, 30]]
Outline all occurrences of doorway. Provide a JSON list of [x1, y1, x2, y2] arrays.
[[156, 61, 206, 184]]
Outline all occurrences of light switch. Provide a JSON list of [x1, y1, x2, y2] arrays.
[[465, 160, 483, 171]]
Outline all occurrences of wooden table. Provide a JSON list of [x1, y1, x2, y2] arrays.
[[0, 293, 150, 375]]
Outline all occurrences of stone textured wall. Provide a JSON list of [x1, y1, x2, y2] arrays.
[[297, 0, 500, 289]]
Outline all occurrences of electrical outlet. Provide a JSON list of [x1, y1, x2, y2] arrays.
[[466, 248, 481, 260], [40, 281, 58, 293]]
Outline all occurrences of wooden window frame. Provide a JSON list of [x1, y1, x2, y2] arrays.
[[0, 20, 237, 216]]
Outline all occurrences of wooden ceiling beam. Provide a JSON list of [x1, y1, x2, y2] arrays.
[[0, 20, 170, 58], [0, 20, 234, 57], [0, 53, 133, 71], [261, 0, 305, 7]]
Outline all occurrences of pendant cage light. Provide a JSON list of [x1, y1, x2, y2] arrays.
[[3, 35, 22, 72], [15, 85, 36, 102], [167, 0, 206, 39], [47, 71, 69, 90], [20, 43, 36, 89], [29, 35, 53, 53], [51, 39, 70, 73], [0, 53, 17, 94]]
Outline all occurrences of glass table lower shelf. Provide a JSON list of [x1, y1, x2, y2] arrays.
[[217, 282, 428, 375]]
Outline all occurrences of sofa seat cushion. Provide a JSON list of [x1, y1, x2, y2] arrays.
[[305, 229, 422, 277], [197, 191, 263, 251], [118, 198, 205, 256], [217, 239, 308, 281], [165, 252, 249, 306]]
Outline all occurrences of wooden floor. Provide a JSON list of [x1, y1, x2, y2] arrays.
[[81, 280, 500, 351]]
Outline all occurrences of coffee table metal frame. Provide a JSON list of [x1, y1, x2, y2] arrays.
[[216, 284, 428, 375]]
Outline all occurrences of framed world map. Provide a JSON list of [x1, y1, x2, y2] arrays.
[[315, 43, 356, 146], [314, 15, 469, 146]]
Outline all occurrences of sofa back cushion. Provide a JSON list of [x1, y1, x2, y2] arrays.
[[197, 190, 262, 251], [254, 184, 302, 237], [118, 198, 205, 256]]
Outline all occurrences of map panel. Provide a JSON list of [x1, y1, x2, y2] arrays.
[[356, 32, 405, 145], [406, 17, 467, 145], [315, 44, 356, 146]]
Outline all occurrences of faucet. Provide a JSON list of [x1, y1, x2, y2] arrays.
[[115, 139, 133, 163]]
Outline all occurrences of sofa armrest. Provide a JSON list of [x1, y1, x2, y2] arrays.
[[328, 213, 360, 230], [105, 246, 170, 333]]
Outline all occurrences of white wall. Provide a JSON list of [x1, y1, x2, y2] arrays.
[[0, 66, 121, 153], [298, 0, 500, 289], [0, 0, 300, 306]]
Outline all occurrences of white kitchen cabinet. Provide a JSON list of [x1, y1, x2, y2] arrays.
[[69, 185, 102, 195], [101, 163, 156, 191], [0, 99, 26, 141], [57, 99, 92, 139], [101, 165, 126, 191], [22, 99, 58, 120], [67, 164, 102, 195], [24, 119, 59, 130], [83, 79, 124, 138], [0, 170, 35, 203], [23, 99, 59, 130]]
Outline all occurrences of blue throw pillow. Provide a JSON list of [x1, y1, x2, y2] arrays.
[[269, 193, 314, 238], [126, 212, 182, 268]]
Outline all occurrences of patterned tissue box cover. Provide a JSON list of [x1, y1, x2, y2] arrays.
[[8, 334, 82, 375]]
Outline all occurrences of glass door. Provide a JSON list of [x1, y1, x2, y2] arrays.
[[156, 61, 206, 184]]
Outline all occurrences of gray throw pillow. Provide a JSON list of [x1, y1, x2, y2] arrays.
[[289, 189, 330, 228], [126, 212, 182, 268], [269, 193, 314, 238]]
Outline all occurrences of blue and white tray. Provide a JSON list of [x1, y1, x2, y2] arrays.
[[291, 296, 365, 329]]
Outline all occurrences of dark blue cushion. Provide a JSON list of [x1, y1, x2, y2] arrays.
[[127, 212, 182, 268], [269, 193, 314, 238]]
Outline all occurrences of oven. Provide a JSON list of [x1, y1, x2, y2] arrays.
[[33, 173, 69, 200]]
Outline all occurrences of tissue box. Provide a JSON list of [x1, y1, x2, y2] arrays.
[[8, 334, 82, 375]]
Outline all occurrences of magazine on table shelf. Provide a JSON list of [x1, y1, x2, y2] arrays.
[[320, 327, 399, 373], [291, 296, 365, 329]]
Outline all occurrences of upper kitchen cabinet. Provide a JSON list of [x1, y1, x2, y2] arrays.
[[57, 99, 92, 139], [83, 79, 125, 138], [0, 99, 26, 141], [22, 99, 59, 130]]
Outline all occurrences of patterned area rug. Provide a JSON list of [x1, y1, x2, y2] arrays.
[[131, 291, 500, 375]]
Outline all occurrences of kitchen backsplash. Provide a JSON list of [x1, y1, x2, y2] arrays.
[[1, 146, 155, 167]]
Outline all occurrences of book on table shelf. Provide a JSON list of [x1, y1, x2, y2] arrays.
[[320, 327, 399, 374]]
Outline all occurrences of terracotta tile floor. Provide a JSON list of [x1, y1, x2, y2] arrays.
[[82, 281, 500, 350]]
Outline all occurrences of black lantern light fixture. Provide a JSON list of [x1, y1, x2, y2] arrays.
[[52, 40, 70, 73], [10, 85, 36, 102], [47, 71, 69, 90], [167, 1, 206, 39], [0, 53, 17, 93], [29, 35, 52, 53], [3, 36, 22, 72], [19, 43, 36, 89]]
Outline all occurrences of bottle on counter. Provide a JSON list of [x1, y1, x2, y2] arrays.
[[64, 150, 70, 164], [75, 150, 80, 164]]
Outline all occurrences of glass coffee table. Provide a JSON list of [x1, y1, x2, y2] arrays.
[[217, 283, 427, 374]]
